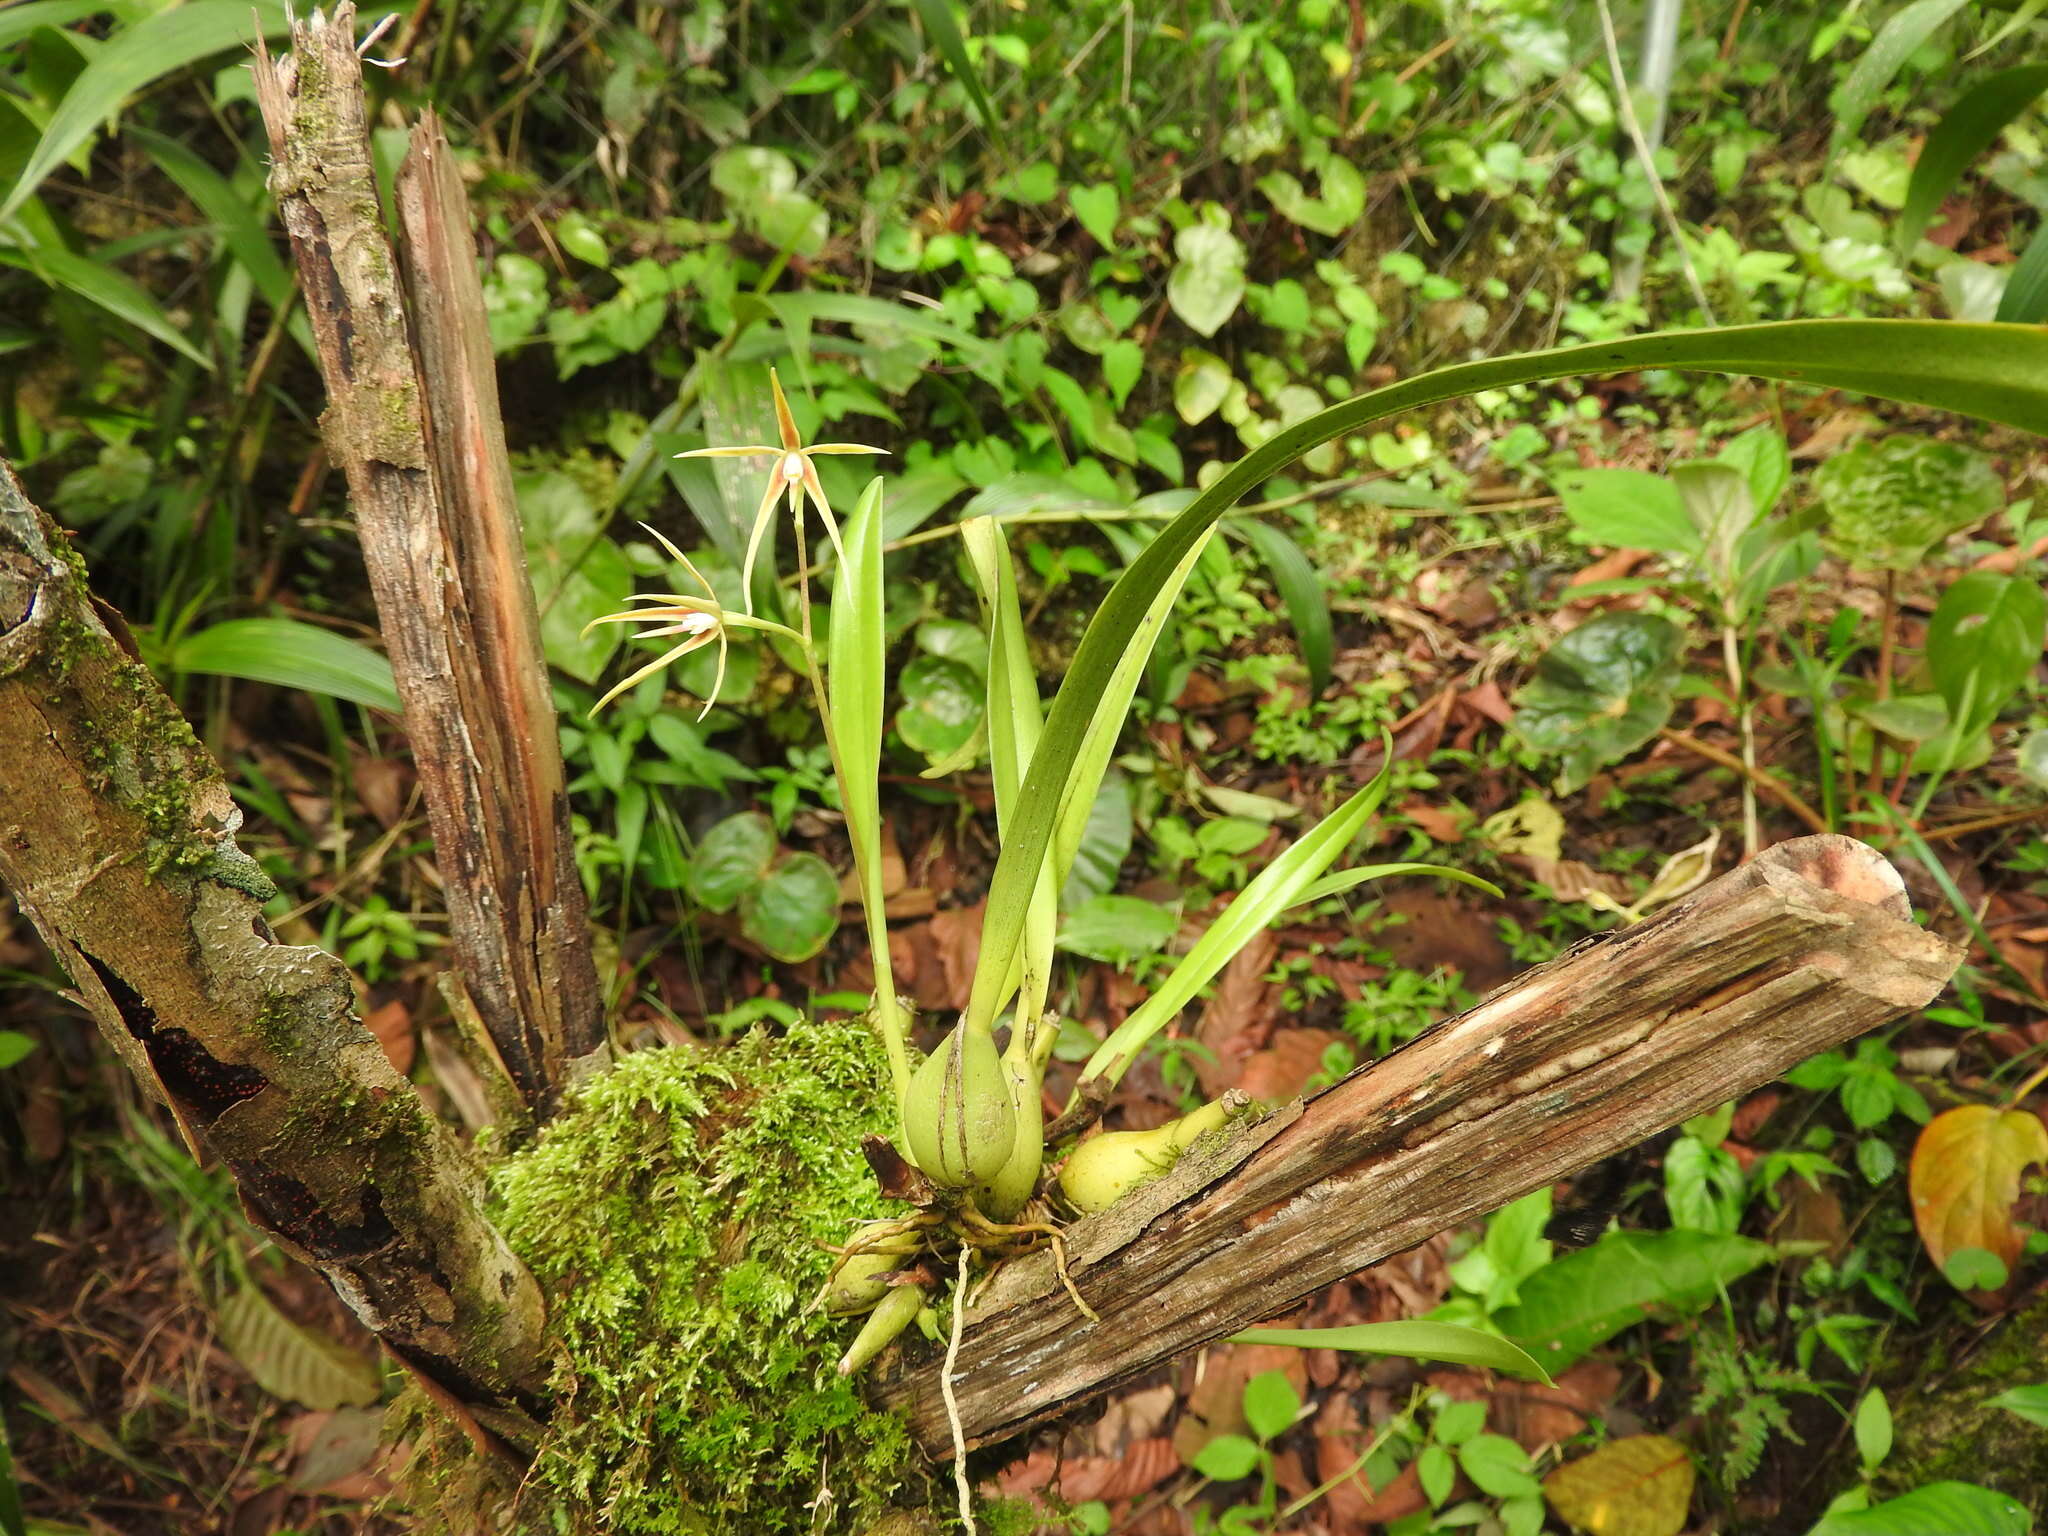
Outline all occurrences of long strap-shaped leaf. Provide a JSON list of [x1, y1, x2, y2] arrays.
[[970, 320, 2048, 1022]]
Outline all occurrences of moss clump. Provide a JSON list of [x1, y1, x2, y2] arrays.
[[486, 1020, 928, 1533]]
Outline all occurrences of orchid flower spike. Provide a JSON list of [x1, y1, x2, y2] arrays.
[[582, 525, 732, 720], [672, 367, 885, 611]]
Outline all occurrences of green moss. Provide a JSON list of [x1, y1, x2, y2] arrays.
[[481, 1019, 930, 1534]]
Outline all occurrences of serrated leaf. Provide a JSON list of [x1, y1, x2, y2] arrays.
[[1909, 1103, 2048, 1284], [214, 1286, 380, 1410], [1543, 1435, 1694, 1536]]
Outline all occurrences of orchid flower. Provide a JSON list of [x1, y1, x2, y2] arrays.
[[672, 367, 885, 612]]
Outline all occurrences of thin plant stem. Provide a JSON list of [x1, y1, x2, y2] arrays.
[[1723, 618, 1760, 860], [1660, 728, 1828, 835], [1869, 569, 1898, 811]]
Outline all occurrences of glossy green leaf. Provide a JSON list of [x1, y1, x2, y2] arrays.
[[691, 812, 776, 914], [0, 1, 121, 53], [1230, 1321, 1552, 1384], [1056, 895, 1178, 966], [2, 0, 291, 224], [740, 852, 841, 962], [171, 619, 399, 712], [1984, 1383, 2048, 1430], [1827, 0, 1970, 155], [1806, 1482, 2031, 1536], [1996, 225, 2048, 324], [1510, 612, 1686, 792], [1926, 572, 2047, 741], [1897, 66, 2048, 255], [895, 654, 983, 758], [968, 320, 2048, 1048], [1233, 516, 1333, 694], [1552, 468, 1699, 558], [1494, 1230, 1775, 1370], [1815, 434, 2004, 571]]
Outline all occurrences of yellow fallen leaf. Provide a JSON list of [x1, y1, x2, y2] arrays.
[[1543, 1434, 1694, 1536], [1910, 1103, 2048, 1281]]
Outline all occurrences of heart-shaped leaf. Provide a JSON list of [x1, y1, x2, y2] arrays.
[[1168, 218, 1246, 337], [1509, 613, 1686, 792], [1175, 349, 1234, 425], [1815, 435, 2004, 572], [1543, 1435, 1694, 1536], [692, 812, 777, 913], [1069, 183, 1120, 250], [1926, 572, 2048, 741], [895, 654, 985, 760], [1909, 1103, 2048, 1285], [739, 852, 841, 962]]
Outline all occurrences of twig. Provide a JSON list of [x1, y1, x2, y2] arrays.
[[1660, 729, 1828, 835]]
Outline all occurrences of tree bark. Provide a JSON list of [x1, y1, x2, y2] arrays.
[[0, 462, 550, 1442], [251, 5, 604, 1121], [875, 837, 1961, 1453]]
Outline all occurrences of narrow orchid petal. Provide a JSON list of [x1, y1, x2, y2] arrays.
[[589, 638, 702, 715], [804, 444, 890, 455], [637, 521, 695, 570], [673, 546, 718, 602], [740, 467, 787, 615], [695, 630, 731, 722], [672, 444, 778, 459], [769, 367, 803, 452], [794, 457, 850, 574]]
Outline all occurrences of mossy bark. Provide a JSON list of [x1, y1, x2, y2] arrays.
[[0, 460, 551, 1445], [1878, 1287, 2048, 1516]]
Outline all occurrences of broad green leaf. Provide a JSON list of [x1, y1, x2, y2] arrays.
[[1059, 769, 1133, 910], [1551, 469, 1699, 559], [0, 1, 123, 53], [1926, 572, 2047, 741], [895, 654, 983, 759], [1672, 461, 1755, 591], [968, 320, 2048, 1043], [214, 1285, 380, 1410], [1806, 1482, 2031, 1536], [1997, 224, 2048, 324], [1168, 219, 1247, 337], [1509, 613, 1685, 793], [909, 0, 997, 134], [1233, 516, 1333, 694], [1897, 66, 2048, 255], [2, 0, 291, 224], [1175, 349, 1235, 425], [1827, 0, 1971, 155], [1543, 1436, 1694, 1536], [171, 618, 399, 712], [1056, 894, 1178, 966], [0, 1031, 38, 1070], [1815, 434, 2003, 572], [1190, 1433, 1261, 1482], [739, 853, 841, 962], [1078, 759, 1393, 1087], [1853, 1390, 1892, 1469], [1984, 1383, 2048, 1430], [0, 242, 210, 369], [2022, 728, 2048, 790], [1494, 1230, 1776, 1369], [1069, 184, 1120, 250], [691, 812, 776, 913], [1241, 1370, 1300, 1443], [1230, 1321, 1551, 1384]]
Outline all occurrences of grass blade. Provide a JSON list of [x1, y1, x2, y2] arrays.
[[171, 618, 399, 711], [1233, 515, 1333, 695], [1895, 65, 2048, 255], [1826, 0, 1969, 156], [910, 0, 997, 136], [0, 237, 212, 369]]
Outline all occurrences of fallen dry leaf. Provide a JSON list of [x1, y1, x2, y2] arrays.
[[927, 903, 984, 1012], [1910, 1103, 2048, 1282], [1543, 1434, 1694, 1535], [1058, 1435, 1180, 1504], [362, 998, 414, 1076], [1237, 1028, 1348, 1103]]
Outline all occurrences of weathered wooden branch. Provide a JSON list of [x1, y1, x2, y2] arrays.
[[875, 837, 1961, 1452], [252, 7, 604, 1120], [0, 463, 551, 1439]]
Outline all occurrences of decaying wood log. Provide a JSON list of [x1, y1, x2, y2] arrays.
[[0, 463, 551, 1440], [876, 836, 1961, 1453], [251, 7, 604, 1120]]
